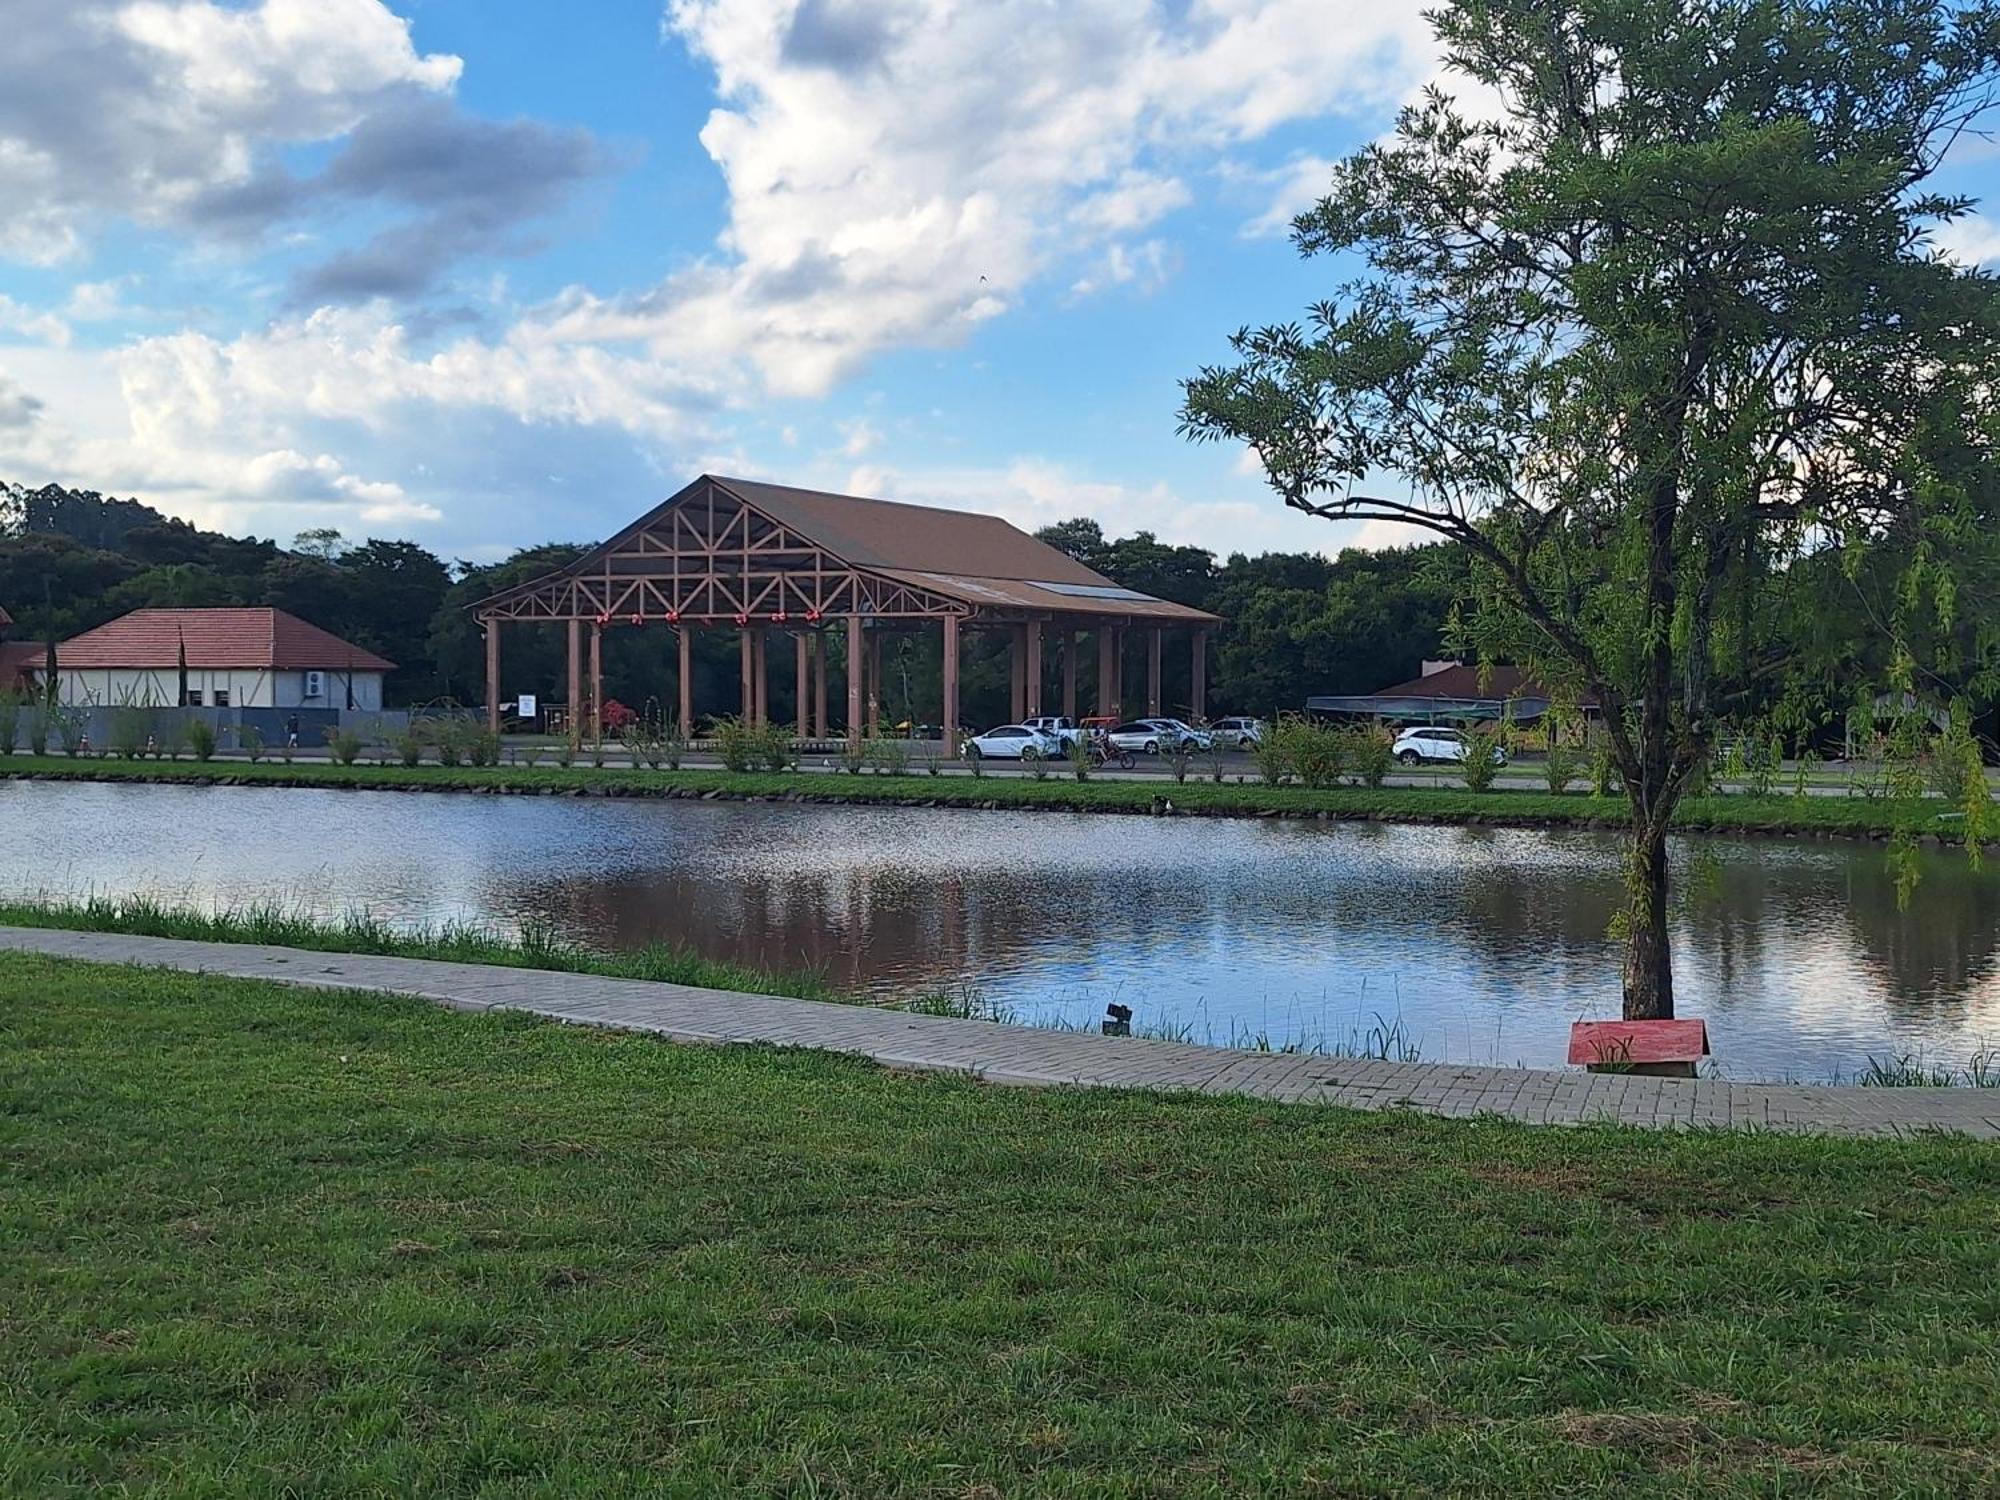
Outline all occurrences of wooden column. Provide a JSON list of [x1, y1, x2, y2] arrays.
[[1010, 626, 1027, 722], [566, 618, 582, 743], [1146, 626, 1162, 717], [846, 615, 864, 743], [942, 614, 960, 752], [1061, 629, 1077, 719], [1024, 619, 1043, 718], [483, 619, 499, 733], [1111, 627, 1125, 715], [795, 633, 809, 740], [1191, 629, 1207, 721], [867, 630, 883, 736], [753, 630, 768, 727], [740, 629, 754, 723], [812, 632, 828, 739], [1097, 628, 1116, 719], [589, 622, 603, 741], [677, 627, 693, 735]]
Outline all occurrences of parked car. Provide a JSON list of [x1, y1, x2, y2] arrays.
[[965, 724, 1064, 760], [1105, 720, 1172, 754], [1392, 725, 1508, 766], [1138, 717, 1212, 750], [1211, 716, 1264, 747], [1021, 715, 1082, 749]]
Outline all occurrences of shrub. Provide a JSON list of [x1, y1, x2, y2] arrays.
[[1162, 737, 1194, 784], [1458, 725, 1505, 792], [51, 706, 83, 757], [1203, 737, 1227, 783], [108, 707, 148, 761], [554, 738, 576, 768], [388, 725, 425, 767], [1589, 738, 1619, 797], [759, 722, 795, 771], [468, 728, 501, 767], [714, 716, 758, 773], [187, 718, 218, 762], [864, 734, 909, 776], [1252, 727, 1293, 785], [1283, 718, 1344, 789], [839, 736, 867, 774], [24, 705, 49, 757], [238, 725, 264, 763], [1069, 737, 1092, 782], [328, 728, 364, 766], [1342, 725, 1393, 788], [0, 690, 20, 756]]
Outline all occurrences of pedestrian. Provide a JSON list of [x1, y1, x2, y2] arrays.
[[286, 713, 301, 751]]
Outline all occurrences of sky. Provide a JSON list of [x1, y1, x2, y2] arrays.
[[2, 0, 1996, 567]]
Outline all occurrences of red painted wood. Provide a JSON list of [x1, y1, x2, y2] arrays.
[[1568, 1019, 1710, 1066]]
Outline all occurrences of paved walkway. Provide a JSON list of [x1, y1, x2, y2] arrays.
[[6, 926, 1997, 1139]]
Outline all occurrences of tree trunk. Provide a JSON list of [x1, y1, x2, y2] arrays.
[[1620, 815, 1674, 1020]]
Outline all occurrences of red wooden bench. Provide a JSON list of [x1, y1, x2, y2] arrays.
[[1568, 1019, 1710, 1078]]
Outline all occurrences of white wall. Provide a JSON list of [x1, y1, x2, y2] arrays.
[[58, 666, 383, 709]]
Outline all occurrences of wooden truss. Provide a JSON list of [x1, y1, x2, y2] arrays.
[[476, 480, 969, 626]]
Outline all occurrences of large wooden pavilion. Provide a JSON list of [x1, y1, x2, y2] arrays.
[[472, 474, 1220, 744]]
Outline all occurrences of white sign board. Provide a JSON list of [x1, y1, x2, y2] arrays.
[[515, 694, 538, 719]]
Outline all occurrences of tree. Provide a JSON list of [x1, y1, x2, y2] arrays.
[[292, 527, 348, 561], [1182, 0, 2000, 1019]]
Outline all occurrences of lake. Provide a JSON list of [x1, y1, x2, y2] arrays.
[[5, 779, 1998, 1079]]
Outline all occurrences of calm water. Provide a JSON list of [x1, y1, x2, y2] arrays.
[[5, 780, 1999, 1079]]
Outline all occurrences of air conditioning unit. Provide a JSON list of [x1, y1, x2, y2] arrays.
[[304, 670, 325, 699]]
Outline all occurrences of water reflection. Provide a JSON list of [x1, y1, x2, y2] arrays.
[[5, 780, 1998, 1078]]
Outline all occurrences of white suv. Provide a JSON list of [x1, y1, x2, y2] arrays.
[[1212, 716, 1264, 747], [1392, 725, 1507, 766], [1021, 715, 1082, 750]]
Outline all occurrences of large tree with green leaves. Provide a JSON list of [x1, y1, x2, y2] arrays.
[[1182, 0, 2000, 1020]]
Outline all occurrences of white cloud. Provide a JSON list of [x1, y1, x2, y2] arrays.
[[525, 0, 1433, 397], [1239, 153, 1337, 238], [0, 295, 71, 347], [1933, 212, 2000, 267], [1068, 238, 1175, 298]]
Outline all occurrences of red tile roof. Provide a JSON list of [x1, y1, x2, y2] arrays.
[[56, 609, 395, 672]]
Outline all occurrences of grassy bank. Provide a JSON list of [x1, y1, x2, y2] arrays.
[[0, 751, 1971, 842], [0, 894, 989, 1013], [3, 953, 1997, 1496]]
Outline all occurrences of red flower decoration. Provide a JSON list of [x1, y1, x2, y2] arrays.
[[733, 611, 749, 627], [772, 610, 788, 624], [666, 609, 682, 625]]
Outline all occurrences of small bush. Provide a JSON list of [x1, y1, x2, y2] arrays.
[[388, 725, 425, 767], [25, 705, 49, 757], [1458, 725, 1505, 792], [468, 728, 501, 767], [839, 736, 867, 774], [554, 738, 576, 768], [328, 728, 364, 766], [0, 691, 21, 756], [187, 718, 218, 762], [1069, 737, 1092, 782], [760, 722, 795, 772], [1203, 738, 1227, 783], [714, 716, 759, 773], [1162, 738, 1194, 784], [238, 725, 264, 762], [1283, 718, 1345, 790], [1590, 738, 1619, 797], [1252, 729, 1292, 785], [1542, 738, 1576, 793], [1342, 725, 1393, 788], [108, 707, 149, 761]]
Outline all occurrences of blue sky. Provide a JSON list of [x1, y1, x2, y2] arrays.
[[2, 0, 1995, 565]]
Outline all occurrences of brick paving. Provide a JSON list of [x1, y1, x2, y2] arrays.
[[5, 925, 1997, 1139]]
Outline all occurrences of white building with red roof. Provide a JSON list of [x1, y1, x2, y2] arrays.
[[53, 608, 395, 711]]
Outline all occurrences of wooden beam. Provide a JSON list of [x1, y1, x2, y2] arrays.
[[1097, 628, 1116, 720], [677, 627, 693, 735], [846, 615, 864, 743], [740, 628, 754, 723], [483, 619, 499, 733], [589, 622, 603, 742], [1024, 619, 1043, 718], [1191, 629, 1207, 721], [795, 632, 809, 740], [813, 631, 828, 739], [1010, 626, 1027, 722], [566, 617, 582, 746], [867, 628, 882, 736], [942, 614, 960, 753], [753, 629, 768, 727], [1146, 626, 1162, 717], [1061, 629, 1077, 720]]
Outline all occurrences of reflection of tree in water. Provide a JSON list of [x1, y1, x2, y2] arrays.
[[1834, 844, 2000, 1011]]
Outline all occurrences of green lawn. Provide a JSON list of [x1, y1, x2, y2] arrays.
[[0, 751, 1970, 842], [4, 955, 1996, 1496]]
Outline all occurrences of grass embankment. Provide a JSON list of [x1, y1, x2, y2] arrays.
[[0, 894, 988, 1013], [3, 954, 1996, 1496], [0, 752, 1966, 841]]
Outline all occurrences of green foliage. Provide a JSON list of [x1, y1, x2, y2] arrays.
[[237, 724, 263, 762], [107, 706, 149, 760], [24, 705, 49, 757], [1181, 0, 2000, 1016], [1252, 725, 1293, 784], [1458, 726, 1505, 793], [864, 735, 909, 776], [1068, 736, 1092, 781], [327, 728, 364, 767], [1270, 716, 1344, 789], [466, 728, 501, 768], [839, 736, 868, 775], [1161, 736, 1194, 784], [714, 716, 760, 774], [6, 950, 2000, 1495], [186, 718, 218, 762], [387, 724, 425, 767], [0, 689, 19, 755], [1339, 724, 1393, 789]]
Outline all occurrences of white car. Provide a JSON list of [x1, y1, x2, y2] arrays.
[[1021, 715, 1083, 749], [1392, 725, 1508, 766], [1212, 716, 1264, 747], [1105, 720, 1172, 754], [1140, 717, 1212, 750], [965, 724, 1063, 760]]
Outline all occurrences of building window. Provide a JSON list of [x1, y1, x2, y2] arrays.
[[212, 688, 231, 708], [183, 688, 204, 707]]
